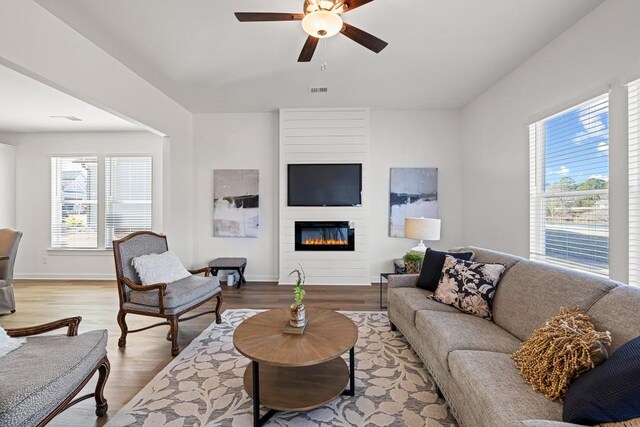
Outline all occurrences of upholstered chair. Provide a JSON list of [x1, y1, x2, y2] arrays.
[[113, 231, 223, 356], [0, 228, 22, 315]]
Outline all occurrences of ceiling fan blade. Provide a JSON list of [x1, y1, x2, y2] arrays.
[[342, 0, 375, 13], [234, 12, 304, 22], [341, 22, 388, 53], [298, 36, 320, 62]]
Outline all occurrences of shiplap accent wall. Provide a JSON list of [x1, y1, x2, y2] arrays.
[[279, 108, 371, 285]]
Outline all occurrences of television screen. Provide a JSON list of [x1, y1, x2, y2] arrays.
[[288, 164, 362, 207]]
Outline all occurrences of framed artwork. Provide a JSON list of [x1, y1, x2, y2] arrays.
[[389, 168, 438, 237], [213, 169, 259, 237]]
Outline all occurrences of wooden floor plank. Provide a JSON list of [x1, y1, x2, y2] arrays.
[[0, 280, 383, 426]]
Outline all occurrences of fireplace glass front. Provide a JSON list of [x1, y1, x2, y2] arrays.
[[295, 221, 355, 251]]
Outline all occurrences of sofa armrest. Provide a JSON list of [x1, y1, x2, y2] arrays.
[[6, 316, 82, 337], [388, 274, 418, 288]]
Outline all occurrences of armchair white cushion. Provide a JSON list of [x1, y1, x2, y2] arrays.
[[131, 251, 191, 285]]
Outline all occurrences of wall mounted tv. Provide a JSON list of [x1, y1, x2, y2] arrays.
[[288, 163, 362, 207]]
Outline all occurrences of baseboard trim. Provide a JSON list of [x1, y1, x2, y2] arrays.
[[15, 273, 115, 280], [15, 274, 280, 282]]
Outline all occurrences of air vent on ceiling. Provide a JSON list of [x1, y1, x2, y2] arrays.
[[308, 87, 328, 94], [49, 115, 83, 122]]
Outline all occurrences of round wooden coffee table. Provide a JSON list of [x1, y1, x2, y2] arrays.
[[233, 308, 358, 427]]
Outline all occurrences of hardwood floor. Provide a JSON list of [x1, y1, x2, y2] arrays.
[[0, 280, 383, 426]]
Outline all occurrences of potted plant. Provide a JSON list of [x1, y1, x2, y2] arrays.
[[289, 265, 306, 327], [403, 251, 424, 274]]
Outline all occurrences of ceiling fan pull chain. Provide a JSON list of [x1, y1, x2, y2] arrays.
[[321, 39, 328, 71]]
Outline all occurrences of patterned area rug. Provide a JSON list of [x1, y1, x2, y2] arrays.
[[108, 310, 457, 427]]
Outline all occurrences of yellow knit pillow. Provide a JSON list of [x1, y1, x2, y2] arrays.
[[512, 307, 611, 401]]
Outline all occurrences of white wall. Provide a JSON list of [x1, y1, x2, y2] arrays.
[[13, 131, 163, 279], [0, 1, 194, 264], [0, 142, 16, 228], [193, 110, 463, 282], [192, 113, 279, 281], [460, 0, 640, 282], [371, 110, 464, 277]]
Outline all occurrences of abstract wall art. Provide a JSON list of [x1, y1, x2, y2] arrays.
[[389, 168, 438, 237], [213, 169, 259, 237]]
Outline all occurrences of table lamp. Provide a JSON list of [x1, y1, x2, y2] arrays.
[[404, 217, 441, 253]]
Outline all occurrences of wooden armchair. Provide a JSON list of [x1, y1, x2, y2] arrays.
[[2, 317, 109, 426], [113, 231, 223, 356]]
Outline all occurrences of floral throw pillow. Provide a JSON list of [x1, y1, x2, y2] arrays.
[[431, 255, 506, 319]]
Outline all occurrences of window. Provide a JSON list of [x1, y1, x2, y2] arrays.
[[629, 79, 640, 285], [51, 157, 98, 248], [529, 94, 609, 275], [51, 155, 152, 249], [105, 157, 153, 247]]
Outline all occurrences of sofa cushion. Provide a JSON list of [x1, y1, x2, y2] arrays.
[[587, 285, 640, 352], [388, 287, 460, 324], [457, 246, 523, 270], [432, 255, 506, 319], [448, 350, 564, 426], [0, 330, 107, 427], [492, 260, 618, 341], [129, 275, 220, 309], [416, 248, 474, 291], [415, 310, 521, 368]]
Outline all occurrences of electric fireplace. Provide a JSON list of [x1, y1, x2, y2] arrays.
[[295, 221, 355, 251]]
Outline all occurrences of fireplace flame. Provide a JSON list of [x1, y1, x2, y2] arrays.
[[304, 237, 348, 245]]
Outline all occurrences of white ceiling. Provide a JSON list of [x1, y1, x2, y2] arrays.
[[0, 63, 143, 133], [35, 0, 604, 113]]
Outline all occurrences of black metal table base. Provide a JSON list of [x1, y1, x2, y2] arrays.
[[251, 346, 356, 427]]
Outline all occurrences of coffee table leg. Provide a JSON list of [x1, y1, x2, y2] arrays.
[[342, 346, 356, 397], [252, 361, 260, 426], [251, 361, 277, 426]]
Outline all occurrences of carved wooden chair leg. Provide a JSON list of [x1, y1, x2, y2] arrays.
[[94, 356, 110, 417], [170, 317, 180, 357], [117, 310, 128, 347], [214, 294, 223, 324]]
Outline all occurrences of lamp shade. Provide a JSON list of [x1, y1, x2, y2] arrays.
[[404, 217, 441, 241]]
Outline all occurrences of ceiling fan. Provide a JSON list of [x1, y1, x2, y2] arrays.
[[235, 0, 388, 62]]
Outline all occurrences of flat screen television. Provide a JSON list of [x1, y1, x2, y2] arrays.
[[288, 164, 362, 207]]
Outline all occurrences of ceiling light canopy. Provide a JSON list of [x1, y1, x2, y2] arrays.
[[302, 10, 343, 38]]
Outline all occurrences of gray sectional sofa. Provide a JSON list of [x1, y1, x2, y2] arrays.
[[388, 246, 640, 427]]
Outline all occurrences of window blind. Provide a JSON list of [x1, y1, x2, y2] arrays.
[[529, 94, 609, 275], [51, 157, 98, 248], [629, 79, 640, 286], [105, 156, 153, 247]]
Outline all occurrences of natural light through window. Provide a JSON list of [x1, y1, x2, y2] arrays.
[[51, 155, 152, 249], [529, 94, 609, 275], [51, 157, 99, 249]]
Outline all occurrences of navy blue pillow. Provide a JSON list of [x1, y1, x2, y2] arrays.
[[415, 248, 474, 292], [563, 335, 640, 424]]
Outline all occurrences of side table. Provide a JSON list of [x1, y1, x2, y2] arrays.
[[379, 259, 409, 309], [209, 257, 247, 289], [379, 273, 393, 310]]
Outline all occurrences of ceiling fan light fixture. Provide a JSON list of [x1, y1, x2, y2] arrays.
[[302, 10, 343, 39]]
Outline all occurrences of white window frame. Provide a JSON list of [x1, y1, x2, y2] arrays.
[[628, 78, 640, 286], [50, 153, 153, 251], [529, 94, 610, 276]]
